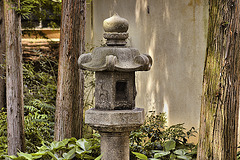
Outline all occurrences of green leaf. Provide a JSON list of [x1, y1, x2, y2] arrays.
[[164, 140, 176, 151], [68, 143, 76, 149], [68, 137, 77, 142], [75, 147, 91, 156], [76, 139, 91, 151], [75, 147, 84, 155], [46, 151, 58, 160], [50, 141, 66, 150], [174, 149, 186, 156], [89, 144, 100, 150], [6, 157, 26, 160], [187, 150, 197, 156], [62, 139, 71, 145], [52, 0, 62, 2], [237, 154, 240, 159], [31, 151, 46, 157], [94, 154, 103, 160], [154, 151, 170, 158], [63, 147, 76, 159], [17, 152, 33, 160], [170, 153, 177, 159], [5, 155, 18, 159], [132, 152, 148, 160], [37, 145, 49, 151], [177, 155, 192, 160], [92, 133, 101, 138], [82, 154, 95, 159]]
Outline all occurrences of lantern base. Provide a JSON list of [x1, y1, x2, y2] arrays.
[[85, 108, 144, 160]]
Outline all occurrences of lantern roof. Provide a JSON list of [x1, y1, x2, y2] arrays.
[[78, 14, 152, 72]]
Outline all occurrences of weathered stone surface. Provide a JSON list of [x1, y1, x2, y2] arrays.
[[95, 71, 136, 110], [103, 32, 129, 40], [103, 32, 128, 46], [103, 13, 129, 33], [100, 132, 129, 160], [78, 13, 152, 71], [81, 14, 151, 160], [78, 47, 152, 71], [85, 108, 144, 132]]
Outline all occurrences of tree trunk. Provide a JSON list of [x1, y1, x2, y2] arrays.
[[0, 0, 6, 110], [197, 1, 240, 159], [4, 0, 25, 155], [54, 0, 86, 141]]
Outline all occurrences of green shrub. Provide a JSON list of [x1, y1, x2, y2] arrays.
[[0, 109, 7, 157], [130, 113, 197, 160], [24, 100, 55, 153], [20, 0, 62, 28], [23, 56, 58, 153], [0, 54, 58, 157], [23, 58, 58, 106], [5, 136, 101, 160], [0, 99, 56, 157]]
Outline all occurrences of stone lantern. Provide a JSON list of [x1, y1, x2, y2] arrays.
[[78, 14, 152, 160]]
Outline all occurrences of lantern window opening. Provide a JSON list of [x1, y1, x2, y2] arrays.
[[115, 80, 128, 101]]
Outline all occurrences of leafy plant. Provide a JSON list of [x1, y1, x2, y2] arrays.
[[5, 136, 101, 160], [24, 99, 55, 153], [132, 144, 196, 160], [20, 0, 62, 28], [23, 57, 58, 106], [22, 53, 58, 153], [0, 43, 100, 156], [0, 109, 7, 157], [0, 51, 58, 156], [130, 113, 197, 160], [130, 113, 167, 158]]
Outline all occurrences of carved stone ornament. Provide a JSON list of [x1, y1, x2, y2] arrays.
[[78, 14, 152, 72]]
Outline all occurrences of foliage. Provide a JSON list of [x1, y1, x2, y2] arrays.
[[83, 42, 98, 112], [0, 102, 55, 158], [0, 52, 58, 157], [8, 0, 61, 28], [0, 109, 7, 157], [0, 43, 100, 156], [0, 42, 100, 156], [132, 141, 197, 160], [23, 54, 58, 153], [20, 0, 62, 28], [130, 113, 197, 160], [237, 145, 240, 160], [24, 100, 55, 153], [4, 136, 101, 160], [82, 70, 95, 138], [81, 43, 97, 138], [23, 57, 58, 106], [83, 70, 95, 110]]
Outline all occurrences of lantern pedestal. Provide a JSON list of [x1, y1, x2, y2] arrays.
[[85, 108, 144, 160]]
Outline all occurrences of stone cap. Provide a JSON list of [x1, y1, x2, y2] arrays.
[[78, 14, 152, 72], [85, 108, 144, 132], [103, 14, 129, 46], [103, 13, 129, 33]]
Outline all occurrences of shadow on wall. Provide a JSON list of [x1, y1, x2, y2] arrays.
[[133, 0, 207, 130], [92, 0, 208, 131]]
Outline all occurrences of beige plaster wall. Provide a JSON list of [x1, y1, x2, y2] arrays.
[[90, 0, 208, 132]]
